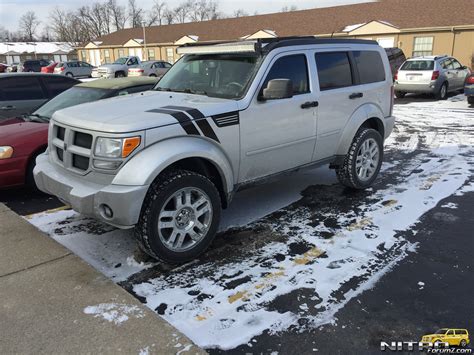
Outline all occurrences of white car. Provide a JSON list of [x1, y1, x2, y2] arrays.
[[128, 61, 172, 77]]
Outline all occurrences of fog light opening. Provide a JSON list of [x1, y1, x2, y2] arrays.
[[100, 204, 114, 219]]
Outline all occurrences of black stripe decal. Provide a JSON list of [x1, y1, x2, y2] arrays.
[[195, 119, 220, 143], [162, 105, 205, 120], [147, 108, 200, 136]]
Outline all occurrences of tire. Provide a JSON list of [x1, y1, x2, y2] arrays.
[[65, 72, 74, 78], [135, 169, 222, 264], [468, 96, 474, 106], [149, 74, 157, 77], [336, 128, 383, 190], [435, 82, 448, 100], [25, 151, 44, 189], [394, 91, 406, 98], [115, 71, 125, 78], [460, 339, 467, 348]]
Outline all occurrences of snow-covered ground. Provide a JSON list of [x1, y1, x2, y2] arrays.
[[26, 94, 474, 350]]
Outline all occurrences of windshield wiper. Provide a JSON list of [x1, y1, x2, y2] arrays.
[[23, 113, 49, 123], [155, 87, 207, 96]]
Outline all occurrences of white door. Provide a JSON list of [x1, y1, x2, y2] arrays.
[[90, 50, 100, 66], [377, 37, 395, 48], [240, 52, 317, 181], [135, 48, 142, 60]]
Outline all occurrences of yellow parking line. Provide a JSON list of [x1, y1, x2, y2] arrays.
[[24, 205, 71, 219]]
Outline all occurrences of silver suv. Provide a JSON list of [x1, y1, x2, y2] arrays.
[[34, 37, 395, 263], [394, 55, 470, 99]]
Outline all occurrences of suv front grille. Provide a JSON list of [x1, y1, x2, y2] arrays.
[[51, 124, 93, 174]]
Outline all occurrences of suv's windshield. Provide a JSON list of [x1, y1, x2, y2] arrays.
[[33, 87, 111, 120], [113, 58, 128, 65], [155, 54, 262, 99], [435, 329, 448, 334], [401, 60, 434, 71]]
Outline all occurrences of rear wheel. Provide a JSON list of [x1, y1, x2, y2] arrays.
[[115, 71, 125, 78], [336, 128, 383, 190], [65, 72, 74, 78], [460, 339, 467, 348], [135, 170, 221, 264], [394, 91, 406, 98], [468, 96, 474, 106], [435, 82, 448, 100]]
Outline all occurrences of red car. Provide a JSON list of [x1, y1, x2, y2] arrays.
[[0, 63, 8, 73], [41, 62, 58, 73]]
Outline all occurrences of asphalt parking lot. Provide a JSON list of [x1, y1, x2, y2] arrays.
[[2, 94, 473, 353]]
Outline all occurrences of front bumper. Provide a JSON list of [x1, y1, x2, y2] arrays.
[[33, 154, 149, 229]]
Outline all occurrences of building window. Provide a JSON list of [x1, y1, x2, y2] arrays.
[[148, 49, 155, 60], [166, 48, 174, 63], [118, 49, 125, 58], [412, 37, 433, 57], [104, 49, 110, 63], [26, 55, 33, 60]]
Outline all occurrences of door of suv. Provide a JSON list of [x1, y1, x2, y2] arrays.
[[239, 52, 317, 181], [0, 76, 47, 118], [312, 51, 358, 161]]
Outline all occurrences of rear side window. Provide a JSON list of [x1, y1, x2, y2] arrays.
[[315, 52, 353, 90], [0, 77, 45, 100], [263, 54, 309, 95], [456, 330, 467, 335], [353, 51, 385, 84], [41, 76, 77, 97], [400, 60, 434, 71]]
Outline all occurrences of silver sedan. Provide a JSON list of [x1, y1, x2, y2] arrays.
[[128, 61, 172, 77]]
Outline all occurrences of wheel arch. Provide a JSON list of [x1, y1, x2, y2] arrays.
[[336, 104, 385, 156], [112, 137, 235, 208]]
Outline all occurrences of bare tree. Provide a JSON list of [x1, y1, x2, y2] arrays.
[[19, 11, 40, 41], [49, 8, 90, 45], [107, 0, 127, 31], [163, 9, 175, 24], [146, 0, 167, 26], [128, 0, 144, 28], [173, 2, 191, 24], [0, 26, 10, 41], [281, 5, 298, 12], [188, 0, 219, 22], [233, 9, 249, 18]]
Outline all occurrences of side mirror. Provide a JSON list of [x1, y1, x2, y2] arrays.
[[260, 79, 293, 101]]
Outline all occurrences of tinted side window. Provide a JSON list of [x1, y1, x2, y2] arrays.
[[353, 51, 385, 84], [264, 54, 309, 95], [447, 330, 454, 335], [0, 77, 45, 100], [451, 59, 462, 69], [164, 62, 172, 68], [315, 52, 353, 90], [42, 77, 77, 97]]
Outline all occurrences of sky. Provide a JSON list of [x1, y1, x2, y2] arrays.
[[0, 0, 372, 34]]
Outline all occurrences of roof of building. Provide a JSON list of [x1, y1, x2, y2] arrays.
[[0, 42, 75, 55], [92, 0, 474, 46]]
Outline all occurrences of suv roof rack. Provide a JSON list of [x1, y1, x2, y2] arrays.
[[434, 54, 449, 60], [177, 36, 379, 55]]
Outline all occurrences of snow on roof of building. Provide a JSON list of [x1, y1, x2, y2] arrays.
[[0, 42, 75, 55], [342, 23, 366, 32]]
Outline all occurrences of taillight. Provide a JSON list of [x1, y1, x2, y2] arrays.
[[466, 75, 474, 84], [137, 69, 144, 73], [431, 71, 440, 80], [394, 71, 398, 81]]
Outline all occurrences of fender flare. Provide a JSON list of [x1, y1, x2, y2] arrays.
[[112, 136, 235, 194], [336, 103, 385, 156]]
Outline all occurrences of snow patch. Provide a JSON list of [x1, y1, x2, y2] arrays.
[[83, 303, 144, 325]]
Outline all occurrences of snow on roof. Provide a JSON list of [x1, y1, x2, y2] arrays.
[[342, 23, 366, 32], [0, 42, 75, 55], [188, 35, 199, 41]]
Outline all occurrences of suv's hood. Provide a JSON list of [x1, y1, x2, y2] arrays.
[[52, 91, 239, 133]]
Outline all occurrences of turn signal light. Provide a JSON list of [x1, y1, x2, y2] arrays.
[[122, 137, 141, 158]]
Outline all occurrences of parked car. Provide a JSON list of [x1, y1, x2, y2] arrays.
[[0, 63, 8, 73], [421, 329, 469, 348], [54, 61, 95, 78], [465, 74, 474, 107], [394, 55, 471, 99], [41, 62, 58, 73], [34, 37, 395, 263], [18, 59, 51, 72], [0, 76, 158, 189], [384, 47, 406, 80], [128, 60, 172, 77], [0, 73, 79, 119], [93, 56, 141, 78], [6, 62, 20, 72]]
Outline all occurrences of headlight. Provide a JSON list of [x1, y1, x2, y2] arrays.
[[94, 137, 141, 159], [0, 146, 13, 159]]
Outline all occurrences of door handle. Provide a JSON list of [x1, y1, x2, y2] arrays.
[[0, 105, 15, 110], [349, 93, 363, 99], [301, 101, 319, 109]]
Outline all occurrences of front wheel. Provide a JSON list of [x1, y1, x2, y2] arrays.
[[115, 71, 125, 78], [460, 339, 467, 348], [135, 170, 221, 264], [65, 72, 74, 78], [336, 128, 383, 189], [394, 91, 406, 99]]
